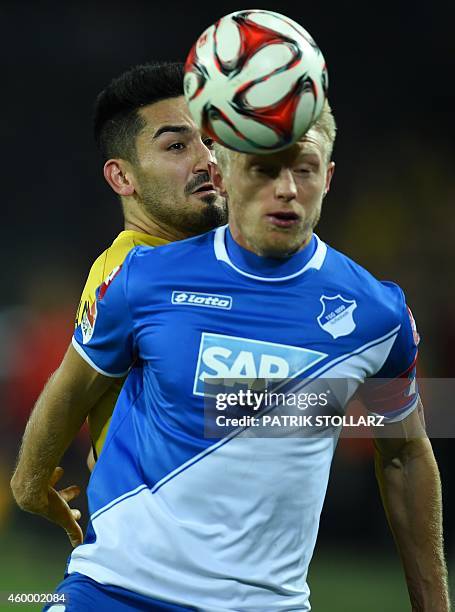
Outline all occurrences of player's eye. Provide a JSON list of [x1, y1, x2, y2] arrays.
[[252, 165, 278, 178], [203, 137, 215, 150], [294, 167, 311, 175], [167, 142, 186, 151]]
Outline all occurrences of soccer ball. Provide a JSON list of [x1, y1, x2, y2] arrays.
[[184, 9, 328, 154]]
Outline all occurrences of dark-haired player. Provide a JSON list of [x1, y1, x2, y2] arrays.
[[10, 61, 226, 550], [76, 61, 227, 464]]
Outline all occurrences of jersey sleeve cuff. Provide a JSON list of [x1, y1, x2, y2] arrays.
[[368, 393, 420, 424], [71, 336, 131, 378]]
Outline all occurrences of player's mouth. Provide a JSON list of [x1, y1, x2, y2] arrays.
[[192, 183, 217, 197], [266, 211, 300, 228]]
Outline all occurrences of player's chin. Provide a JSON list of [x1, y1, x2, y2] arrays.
[[190, 191, 218, 206], [261, 227, 307, 257], [190, 193, 228, 223], [189, 200, 227, 232], [258, 235, 299, 258]]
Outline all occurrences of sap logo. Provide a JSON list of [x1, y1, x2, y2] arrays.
[[193, 333, 327, 396], [172, 291, 232, 310]]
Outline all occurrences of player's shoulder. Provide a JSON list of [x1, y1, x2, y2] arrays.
[[77, 234, 128, 326], [85, 247, 113, 283], [128, 230, 215, 268], [323, 242, 407, 323], [84, 231, 159, 287], [119, 231, 215, 306], [86, 233, 134, 280]]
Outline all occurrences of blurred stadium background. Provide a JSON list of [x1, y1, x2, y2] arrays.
[[0, 1, 453, 610]]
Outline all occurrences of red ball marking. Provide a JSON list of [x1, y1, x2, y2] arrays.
[[234, 74, 316, 142], [214, 11, 300, 76], [197, 32, 208, 48], [201, 105, 247, 150], [184, 43, 207, 102], [236, 15, 287, 62], [184, 42, 197, 74]]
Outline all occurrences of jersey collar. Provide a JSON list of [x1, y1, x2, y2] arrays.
[[115, 230, 170, 248], [213, 225, 327, 282]]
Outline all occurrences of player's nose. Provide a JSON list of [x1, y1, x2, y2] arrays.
[[274, 168, 297, 202], [193, 139, 215, 174]]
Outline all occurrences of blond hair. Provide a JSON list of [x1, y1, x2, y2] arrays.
[[213, 142, 237, 177], [311, 100, 337, 163]]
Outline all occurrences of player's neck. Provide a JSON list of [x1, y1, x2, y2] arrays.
[[225, 227, 317, 278], [123, 207, 189, 242], [228, 224, 313, 259], [123, 219, 187, 242]]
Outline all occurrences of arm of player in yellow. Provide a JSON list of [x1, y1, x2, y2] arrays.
[[373, 402, 450, 612], [10, 344, 114, 547]]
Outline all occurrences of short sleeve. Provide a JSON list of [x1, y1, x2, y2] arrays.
[[75, 261, 101, 329], [360, 290, 420, 422], [73, 253, 136, 377]]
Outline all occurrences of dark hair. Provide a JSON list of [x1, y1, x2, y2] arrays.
[[94, 61, 185, 162]]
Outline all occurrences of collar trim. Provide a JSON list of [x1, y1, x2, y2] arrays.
[[213, 225, 327, 282]]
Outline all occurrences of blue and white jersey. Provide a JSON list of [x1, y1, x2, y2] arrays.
[[70, 226, 419, 611]]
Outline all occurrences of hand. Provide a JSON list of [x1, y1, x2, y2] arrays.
[[44, 467, 83, 548]]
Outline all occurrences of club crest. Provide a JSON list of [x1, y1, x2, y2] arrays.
[[317, 294, 357, 339]]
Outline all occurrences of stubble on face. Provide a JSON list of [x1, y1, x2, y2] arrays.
[[135, 168, 227, 236], [242, 205, 322, 258], [128, 97, 228, 238]]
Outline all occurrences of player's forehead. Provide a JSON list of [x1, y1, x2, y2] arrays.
[[137, 96, 199, 139], [296, 128, 327, 159]]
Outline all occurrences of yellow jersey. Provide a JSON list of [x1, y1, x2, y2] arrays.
[[75, 230, 169, 457]]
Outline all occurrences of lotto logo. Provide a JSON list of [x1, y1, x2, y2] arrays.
[[193, 333, 327, 396], [172, 291, 232, 310]]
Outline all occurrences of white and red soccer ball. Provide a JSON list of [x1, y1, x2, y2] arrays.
[[184, 9, 328, 154]]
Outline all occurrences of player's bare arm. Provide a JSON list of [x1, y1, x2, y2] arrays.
[[374, 402, 450, 612], [10, 345, 114, 547]]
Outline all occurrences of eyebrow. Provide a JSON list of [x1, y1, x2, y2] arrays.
[[297, 152, 321, 164], [152, 125, 192, 139]]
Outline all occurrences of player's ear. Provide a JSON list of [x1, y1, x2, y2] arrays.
[[323, 161, 335, 196], [103, 159, 135, 197], [208, 161, 227, 197]]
